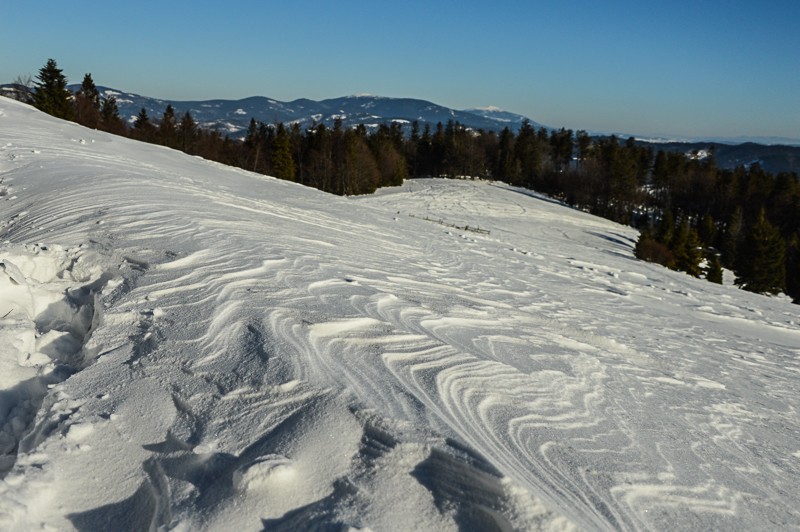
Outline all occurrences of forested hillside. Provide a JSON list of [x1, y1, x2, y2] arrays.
[[12, 59, 800, 303]]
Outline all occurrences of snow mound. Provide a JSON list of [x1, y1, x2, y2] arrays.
[[0, 243, 120, 476]]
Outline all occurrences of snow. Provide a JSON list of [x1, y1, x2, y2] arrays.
[[1, 96, 800, 530], [100, 90, 134, 104], [689, 149, 711, 160], [633, 137, 688, 144]]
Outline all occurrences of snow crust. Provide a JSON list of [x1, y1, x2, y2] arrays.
[[1, 96, 799, 530]]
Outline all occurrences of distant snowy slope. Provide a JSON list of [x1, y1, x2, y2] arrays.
[[464, 106, 543, 129], [1, 97, 799, 531]]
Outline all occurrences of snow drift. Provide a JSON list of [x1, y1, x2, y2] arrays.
[[1, 97, 799, 531]]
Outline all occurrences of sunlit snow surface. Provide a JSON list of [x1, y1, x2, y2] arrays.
[[1, 97, 799, 531]]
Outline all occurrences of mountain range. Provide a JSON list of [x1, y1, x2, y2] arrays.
[[85, 86, 540, 137], [2, 83, 799, 173], [93, 87, 800, 174]]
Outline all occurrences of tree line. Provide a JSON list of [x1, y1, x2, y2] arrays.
[[12, 59, 800, 302]]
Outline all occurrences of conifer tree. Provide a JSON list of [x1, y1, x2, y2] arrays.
[[133, 108, 150, 127], [549, 127, 574, 174], [407, 120, 420, 177], [371, 135, 406, 188], [430, 122, 447, 178], [271, 123, 295, 182], [243, 118, 263, 171], [416, 123, 433, 178], [33, 58, 74, 120], [787, 233, 800, 302], [698, 213, 716, 248], [735, 209, 786, 295], [672, 220, 703, 277], [344, 129, 380, 194], [496, 127, 519, 184], [635, 229, 674, 268], [158, 105, 177, 147], [178, 111, 197, 153], [74, 73, 101, 128], [705, 252, 723, 284], [634, 230, 654, 260], [514, 120, 539, 187], [721, 207, 743, 270], [655, 209, 675, 247], [575, 130, 591, 167], [99, 96, 126, 134], [132, 107, 155, 142]]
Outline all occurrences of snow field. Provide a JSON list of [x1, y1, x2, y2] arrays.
[[1, 97, 799, 530]]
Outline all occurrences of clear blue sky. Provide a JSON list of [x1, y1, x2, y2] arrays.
[[2, 1, 798, 140]]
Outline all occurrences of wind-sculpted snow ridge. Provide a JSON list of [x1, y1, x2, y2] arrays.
[[1, 97, 799, 531]]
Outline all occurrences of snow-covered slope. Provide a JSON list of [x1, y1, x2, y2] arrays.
[[464, 106, 543, 130], [1, 97, 799, 531]]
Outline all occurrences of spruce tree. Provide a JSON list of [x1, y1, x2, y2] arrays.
[[99, 96, 125, 134], [132, 108, 155, 142], [271, 123, 296, 182], [635, 231, 651, 257], [133, 107, 150, 128], [345, 129, 380, 194], [576, 130, 591, 167], [407, 120, 420, 177], [158, 105, 177, 147], [635, 229, 674, 268], [672, 220, 703, 277], [76, 73, 99, 103], [370, 135, 405, 189], [244, 118, 263, 172], [496, 127, 519, 185], [416, 123, 433, 178], [698, 213, 716, 248], [515, 120, 539, 186], [735, 209, 786, 295], [787, 233, 800, 302], [33, 58, 74, 120], [74, 73, 101, 128], [656, 209, 675, 247], [178, 111, 197, 153], [705, 252, 723, 284], [721, 207, 743, 270]]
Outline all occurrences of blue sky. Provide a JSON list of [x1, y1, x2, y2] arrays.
[[2, 1, 798, 140]]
